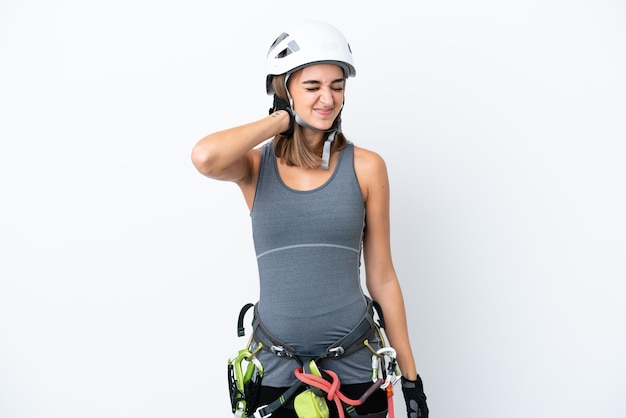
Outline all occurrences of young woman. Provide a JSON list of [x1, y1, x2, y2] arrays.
[[192, 20, 429, 418]]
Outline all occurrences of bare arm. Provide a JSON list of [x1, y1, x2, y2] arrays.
[[190, 110, 290, 184], [355, 147, 419, 380]]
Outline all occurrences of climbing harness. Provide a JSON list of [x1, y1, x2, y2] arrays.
[[228, 298, 400, 418]]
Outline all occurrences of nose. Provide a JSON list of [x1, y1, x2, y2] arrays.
[[318, 87, 333, 105]]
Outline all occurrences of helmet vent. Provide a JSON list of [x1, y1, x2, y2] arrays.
[[274, 41, 300, 59], [268, 33, 301, 59], [268, 32, 288, 53]]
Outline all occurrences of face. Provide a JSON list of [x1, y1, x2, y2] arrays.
[[287, 63, 346, 132]]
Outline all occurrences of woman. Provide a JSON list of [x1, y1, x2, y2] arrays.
[[192, 20, 428, 418]]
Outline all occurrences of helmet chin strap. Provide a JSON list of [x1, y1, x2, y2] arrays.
[[285, 74, 341, 170]]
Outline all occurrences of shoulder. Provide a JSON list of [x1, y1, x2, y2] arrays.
[[353, 145, 388, 178], [352, 145, 389, 201]]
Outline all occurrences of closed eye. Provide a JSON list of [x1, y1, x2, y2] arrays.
[[305, 86, 344, 92], [302, 78, 346, 92]]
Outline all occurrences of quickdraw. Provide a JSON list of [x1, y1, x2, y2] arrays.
[[228, 346, 264, 417], [371, 347, 401, 418], [371, 347, 401, 389]]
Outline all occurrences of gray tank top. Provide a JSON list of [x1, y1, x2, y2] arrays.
[[250, 141, 379, 386]]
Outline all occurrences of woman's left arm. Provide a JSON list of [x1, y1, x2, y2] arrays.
[[354, 147, 418, 380], [356, 147, 429, 417]]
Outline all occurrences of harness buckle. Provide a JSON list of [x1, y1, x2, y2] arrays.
[[271, 345, 286, 357], [252, 405, 272, 418], [328, 346, 345, 357]]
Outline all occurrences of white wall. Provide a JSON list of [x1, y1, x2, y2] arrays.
[[1, 1, 624, 417]]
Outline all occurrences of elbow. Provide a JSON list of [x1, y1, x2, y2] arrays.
[[191, 142, 220, 178]]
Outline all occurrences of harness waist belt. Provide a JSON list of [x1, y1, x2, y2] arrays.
[[237, 298, 381, 363]]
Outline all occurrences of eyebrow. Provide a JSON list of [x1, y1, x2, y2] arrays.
[[301, 78, 346, 85]]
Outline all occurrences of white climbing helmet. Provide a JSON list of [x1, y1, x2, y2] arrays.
[[265, 20, 356, 95]]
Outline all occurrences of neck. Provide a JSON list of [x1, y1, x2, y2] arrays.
[[302, 129, 326, 149]]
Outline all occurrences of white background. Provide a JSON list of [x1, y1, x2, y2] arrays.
[[1, 1, 625, 417]]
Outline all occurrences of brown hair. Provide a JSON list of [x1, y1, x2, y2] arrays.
[[270, 74, 348, 168]]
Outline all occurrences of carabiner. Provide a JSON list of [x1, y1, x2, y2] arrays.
[[371, 347, 399, 388]]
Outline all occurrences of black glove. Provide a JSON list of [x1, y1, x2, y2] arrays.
[[401, 376, 429, 418], [268, 94, 294, 137]]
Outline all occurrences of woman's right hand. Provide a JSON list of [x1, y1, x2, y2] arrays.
[[269, 94, 294, 136]]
